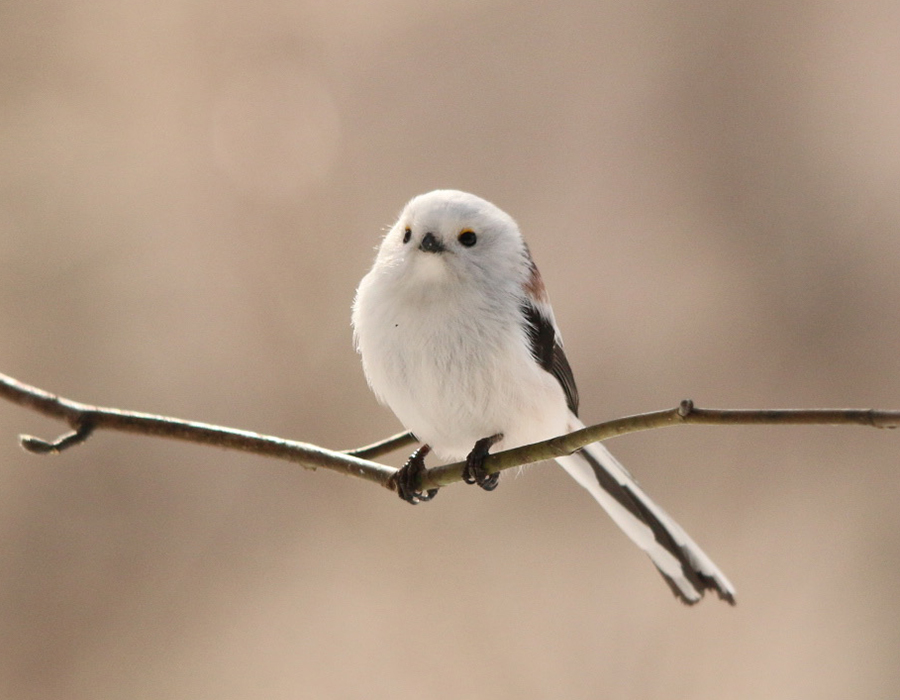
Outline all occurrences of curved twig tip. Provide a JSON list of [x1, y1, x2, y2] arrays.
[[19, 435, 59, 454], [18, 422, 95, 455]]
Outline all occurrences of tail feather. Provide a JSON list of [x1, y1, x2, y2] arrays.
[[554, 422, 735, 605]]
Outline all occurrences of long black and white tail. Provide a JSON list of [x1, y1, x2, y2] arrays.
[[555, 420, 736, 605]]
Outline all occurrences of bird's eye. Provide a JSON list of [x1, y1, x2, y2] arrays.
[[458, 229, 477, 247], [402, 228, 412, 244]]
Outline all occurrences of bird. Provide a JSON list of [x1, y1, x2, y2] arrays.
[[352, 189, 735, 605]]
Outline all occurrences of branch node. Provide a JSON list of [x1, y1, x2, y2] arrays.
[[678, 399, 695, 418], [385, 471, 399, 494], [19, 420, 95, 455], [867, 409, 896, 429]]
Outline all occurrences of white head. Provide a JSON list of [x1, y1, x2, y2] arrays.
[[370, 190, 533, 299]]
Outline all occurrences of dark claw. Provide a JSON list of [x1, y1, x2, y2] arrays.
[[462, 434, 503, 491], [394, 444, 439, 504]]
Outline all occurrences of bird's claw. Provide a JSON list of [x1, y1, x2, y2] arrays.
[[462, 434, 503, 491], [395, 444, 439, 504]]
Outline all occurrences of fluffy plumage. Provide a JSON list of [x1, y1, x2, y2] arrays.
[[352, 189, 735, 605]]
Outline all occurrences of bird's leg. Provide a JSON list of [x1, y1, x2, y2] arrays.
[[394, 444, 439, 504], [462, 433, 504, 491]]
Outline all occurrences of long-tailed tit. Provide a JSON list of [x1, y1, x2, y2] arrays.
[[352, 189, 735, 605]]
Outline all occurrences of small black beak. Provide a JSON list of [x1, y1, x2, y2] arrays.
[[419, 232, 445, 254]]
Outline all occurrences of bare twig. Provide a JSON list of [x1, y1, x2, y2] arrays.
[[421, 399, 898, 489], [343, 430, 416, 460], [1, 372, 896, 496], [0, 372, 395, 487]]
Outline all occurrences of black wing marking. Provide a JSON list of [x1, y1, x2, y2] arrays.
[[520, 302, 580, 416], [575, 447, 736, 605]]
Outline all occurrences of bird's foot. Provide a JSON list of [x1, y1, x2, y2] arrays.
[[394, 444, 439, 504], [462, 434, 503, 491]]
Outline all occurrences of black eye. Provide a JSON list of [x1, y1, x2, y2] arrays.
[[402, 228, 412, 244], [458, 229, 477, 247]]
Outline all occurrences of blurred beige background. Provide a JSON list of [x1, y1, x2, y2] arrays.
[[2, 1, 899, 698]]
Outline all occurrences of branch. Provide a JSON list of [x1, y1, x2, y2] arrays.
[[342, 430, 417, 460], [1, 372, 896, 496], [0, 372, 396, 487], [420, 400, 898, 489]]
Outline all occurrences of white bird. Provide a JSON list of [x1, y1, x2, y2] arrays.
[[352, 189, 735, 605]]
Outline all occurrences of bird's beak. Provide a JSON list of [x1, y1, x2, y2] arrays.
[[419, 232, 445, 254]]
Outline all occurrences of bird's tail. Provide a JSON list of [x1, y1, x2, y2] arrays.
[[554, 419, 736, 605]]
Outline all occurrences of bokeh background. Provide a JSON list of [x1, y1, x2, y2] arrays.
[[2, 2, 899, 698]]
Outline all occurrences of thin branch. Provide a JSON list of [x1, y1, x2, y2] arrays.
[[342, 430, 416, 460], [1, 373, 897, 496], [0, 372, 395, 487], [420, 399, 898, 489]]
